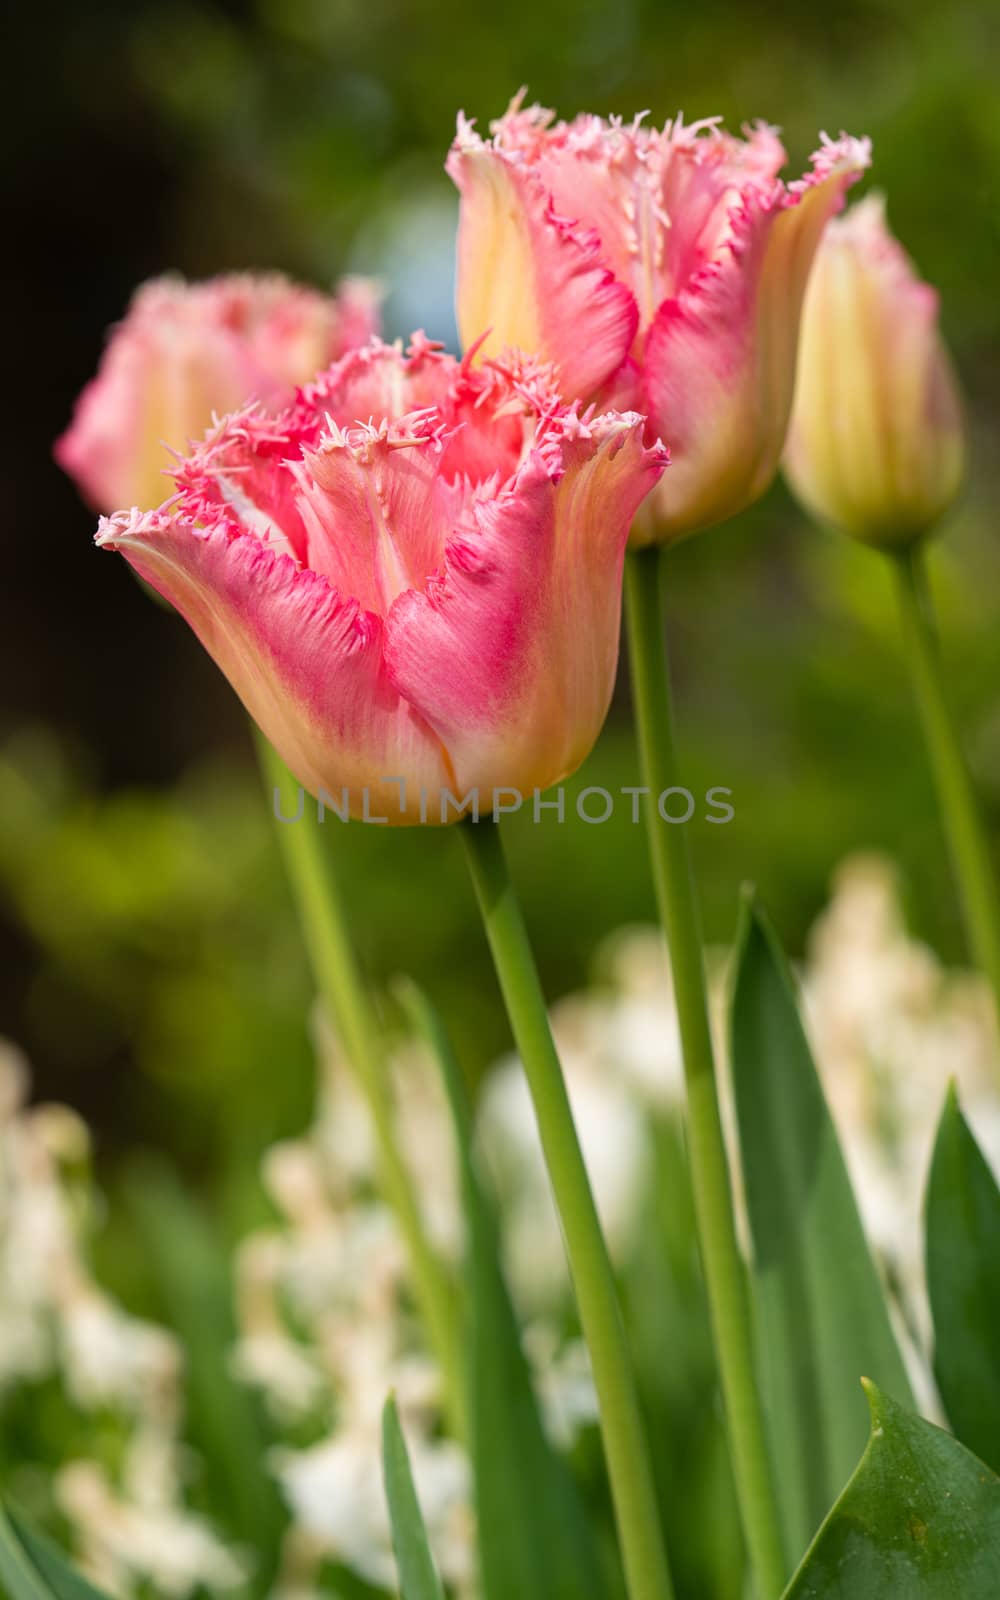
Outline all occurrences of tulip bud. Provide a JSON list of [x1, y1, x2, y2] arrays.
[[56, 274, 381, 514], [784, 195, 964, 547]]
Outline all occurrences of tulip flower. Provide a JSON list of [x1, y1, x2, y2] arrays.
[[448, 99, 870, 540], [56, 273, 381, 514], [784, 193, 965, 546], [96, 337, 666, 822]]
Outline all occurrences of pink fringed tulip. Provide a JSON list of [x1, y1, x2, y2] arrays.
[[96, 337, 666, 822], [448, 100, 871, 541], [56, 273, 380, 514], [784, 194, 964, 547]]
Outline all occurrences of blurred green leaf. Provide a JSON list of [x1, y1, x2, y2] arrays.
[[0, 1504, 110, 1600], [926, 1085, 1000, 1471], [783, 1383, 1000, 1597], [731, 897, 913, 1570], [398, 980, 610, 1600], [381, 1395, 446, 1600]]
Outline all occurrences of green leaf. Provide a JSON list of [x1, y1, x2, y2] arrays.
[[730, 897, 914, 1569], [0, 1503, 112, 1600], [783, 1382, 1000, 1596], [926, 1085, 1000, 1470], [381, 1395, 446, 1600], [397, 980, 610, 1600]]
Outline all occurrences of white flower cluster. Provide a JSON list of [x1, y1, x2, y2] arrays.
[[232, 1005, 625, 1595], [481, 855, 1000, 1395], [231, 946, 702, 1593], [232, 1010, 474, 1597], [5, 856, 995, 1599], [0, 1041, 242, 1598], [801, 855, 1000, 1358]]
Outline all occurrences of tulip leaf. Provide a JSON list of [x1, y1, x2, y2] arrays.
[[925, 1085, 1000, 1471], [398, 979, 610, 1600], [381, 1395, 447, 1600], [783, 1382, 1000, 1597], [730, 896, 914, 1569], [0, 1503, 111, 1600]]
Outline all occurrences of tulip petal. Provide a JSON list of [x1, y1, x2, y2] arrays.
[[173, 405, 319, 566], [56, 274, 381, 516], [491, 108, 788, 330], [96, 509, 450, 819], [447, 123, 639, 401], [297, 331, 453, 423], [640, 134, 871, 540], [384, 415, 666, 801], [293, 420, 456, 616], [173, 338, 460, 582]]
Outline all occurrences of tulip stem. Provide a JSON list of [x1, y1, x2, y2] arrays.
[[256, 732, 465, 1438], [624, 545, 786, 1599], [460, 817, 675, 1600], [891, 543, 1000, 1024]]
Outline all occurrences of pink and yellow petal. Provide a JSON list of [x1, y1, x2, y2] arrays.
[[293, 420, 454, 615], [96, 509, 450, 820], [639, 134, 870, 541], [447, 131, 638, 400], [384, 417, 665, 798], [461, 104, 788, 342], [297, 335, 454, 432], [56, 273, 382, 517]]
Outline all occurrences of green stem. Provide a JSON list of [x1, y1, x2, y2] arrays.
[[891, 543, 1000, 1022], [460, 818, 675, 1600], [624, 546, 786, 1599], [256, 733, 465, 1436]]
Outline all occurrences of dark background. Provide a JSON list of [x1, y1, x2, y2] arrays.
[[3, 0, 1000, 1193]]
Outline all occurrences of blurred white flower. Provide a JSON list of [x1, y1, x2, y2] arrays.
[[311, 1007, 463, 1258], [275, 1423, 471, 1593], [232, 1006, 474, 1593], [596, 926, 687, 1107], [60, 1292, 181, 1420], [56, 1458, 245, 1599], [479, 1022, 651, 1303], [0, 1042, 30, 1119], [523, 1326, 599, 1449], [0, 1040, 239, 1599], [0, 1052, 90, 1381], [475, 924, 702, 1310], [800, 854, 1000, 1357], [231, 1233, 328, 1421]]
